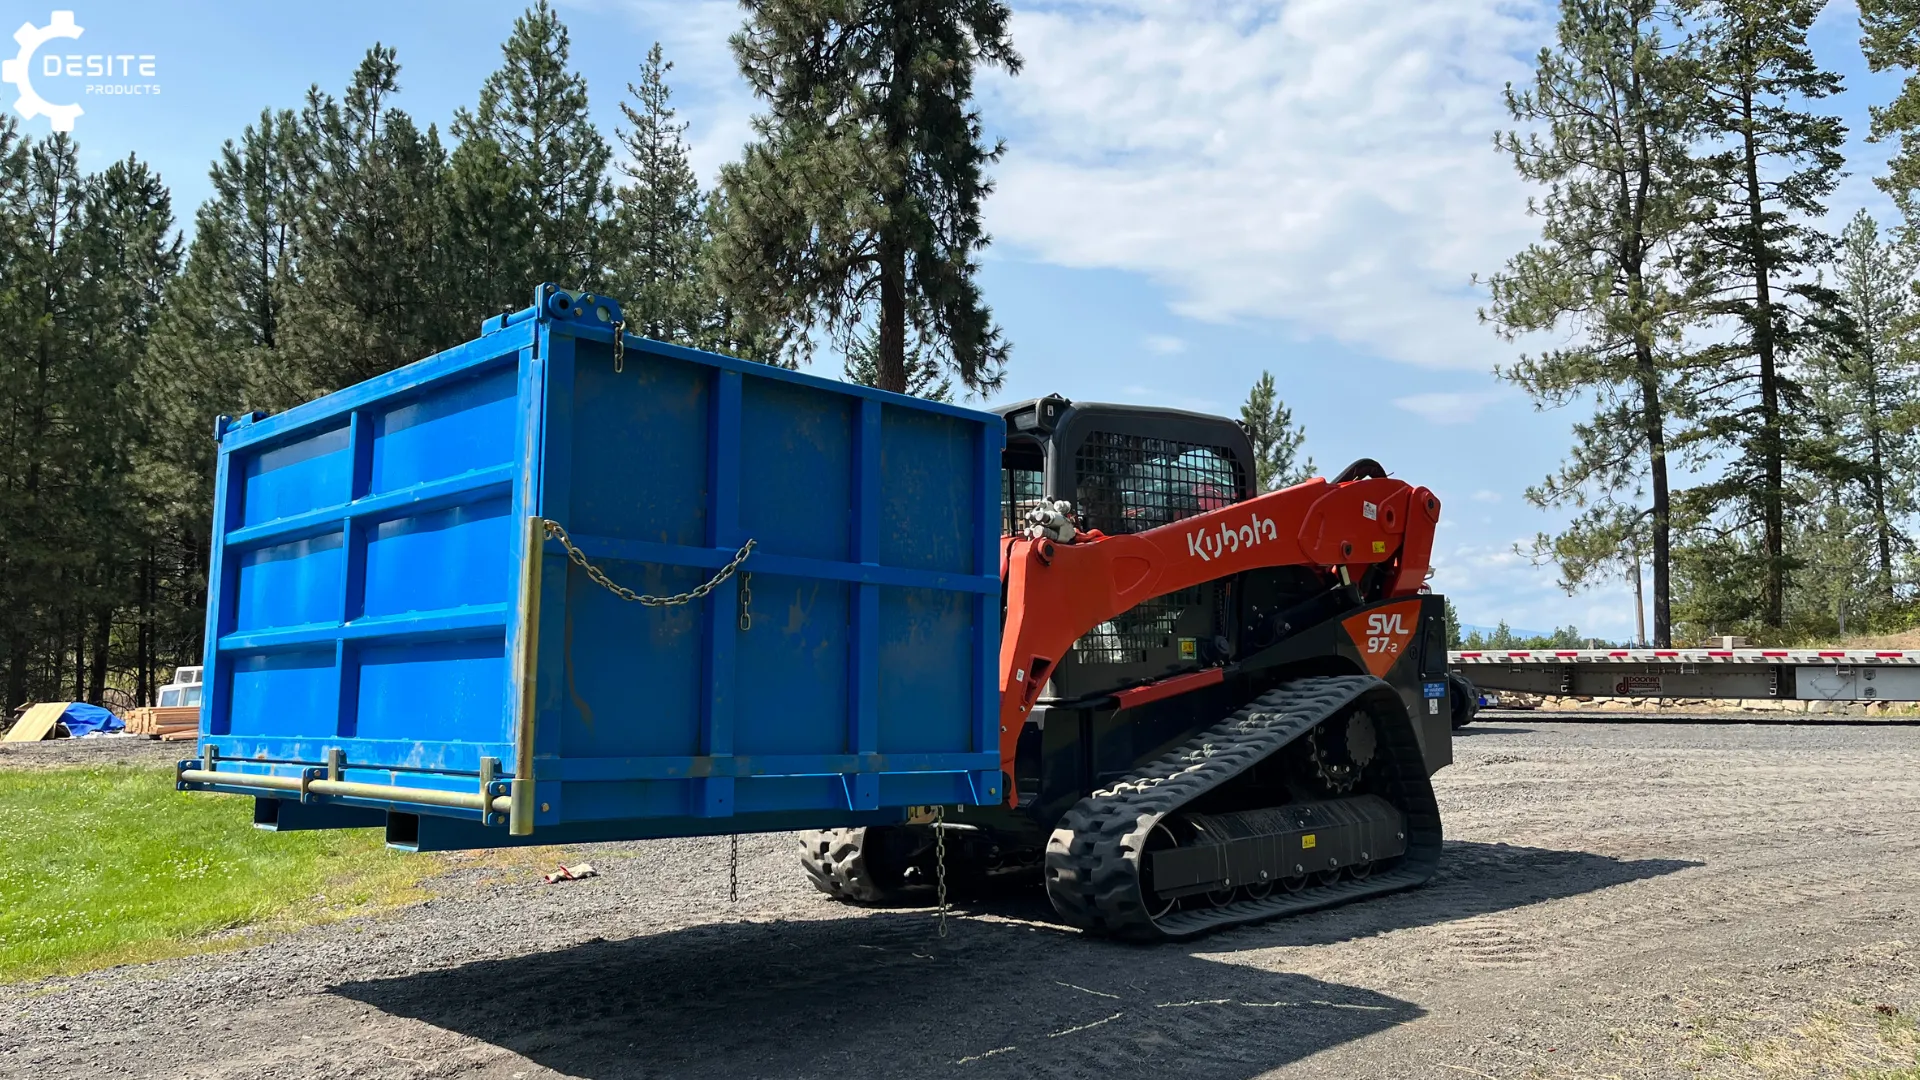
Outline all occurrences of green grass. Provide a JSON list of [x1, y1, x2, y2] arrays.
[[0, 766, 436, 983]]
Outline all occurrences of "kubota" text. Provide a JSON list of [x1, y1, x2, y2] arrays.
[[1186, 512, 1279, 562]]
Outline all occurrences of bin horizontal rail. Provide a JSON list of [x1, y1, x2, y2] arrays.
[[1450, 648, 1920, 702]]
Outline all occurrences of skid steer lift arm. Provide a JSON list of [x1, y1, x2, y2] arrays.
[[995, 474, 1441, 804]]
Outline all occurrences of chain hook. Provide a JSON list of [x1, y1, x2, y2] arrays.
[[541, 519, 754, 607], [933, 805, 949, 938], [611, 319, 627, 374]]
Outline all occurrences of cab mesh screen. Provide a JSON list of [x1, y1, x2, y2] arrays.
[[1002, 465, 1045, 536], [1071, 433, 1242, 664]]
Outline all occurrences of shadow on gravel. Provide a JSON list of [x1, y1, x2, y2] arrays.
[[334, 913, 1421, 1079], [1453, 724, 1536, 736], [1201, 840, 1701, 950]]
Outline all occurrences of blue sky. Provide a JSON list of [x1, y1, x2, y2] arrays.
[[1, 0, 1903, 639]]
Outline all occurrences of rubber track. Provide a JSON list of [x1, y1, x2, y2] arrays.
[[1044, 675, 1443, 942]]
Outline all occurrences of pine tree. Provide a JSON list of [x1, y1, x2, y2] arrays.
[[609, 43, 707, 343], [1, 132, 91, 707], [294, 45, 461, 389], [1804, 209, 1918, 601], [1239, 371, 1313, 490], [451, 1, 611, 304], [711, 0, 1020, 393], [1679, 0, 1847, 629], [1481, 0, 1698, 646], [1860, 0, 1920, 238], [73, 156, 181, 704], [843, 326, 952, 401]]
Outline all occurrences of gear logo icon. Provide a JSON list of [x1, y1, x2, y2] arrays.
[[3, 11, 85, 132]]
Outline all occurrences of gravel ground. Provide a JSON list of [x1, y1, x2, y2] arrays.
[[0, 735, 188, 771], [3, 721, 1918, 1079]]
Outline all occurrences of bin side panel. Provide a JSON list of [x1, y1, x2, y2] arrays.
[[240, 424, 351, 526], [877, 586, 973, 754], [212, 353, 526, 763], [878, 409, 978, 574], [226, 650, 337, 737], [369, 366, 518, 495], [734, 574, 851, 757], [233, 533, 343, 632], [361, 496, 513, 618], [738, 378, 854, 563], [554, 563, 706, 759], [569, 348, 709, 545], [356, 636, 508, 747]]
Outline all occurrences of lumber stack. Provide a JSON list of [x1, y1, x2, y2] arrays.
[[127, 706, 199, 740]]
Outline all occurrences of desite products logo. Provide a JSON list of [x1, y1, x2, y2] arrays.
[[3, 11, 159, 133]]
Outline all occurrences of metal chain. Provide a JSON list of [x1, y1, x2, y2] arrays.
[[542, 520, 754, 607], [611, 319, 627, 373], [728, 833, 739, 903], [933, 805, 949, 938]]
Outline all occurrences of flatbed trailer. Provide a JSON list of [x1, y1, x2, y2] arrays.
[[1449, 648, 1920, 703]]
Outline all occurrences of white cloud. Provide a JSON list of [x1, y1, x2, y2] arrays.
[[1119, 384, 1227, 414], [1470, 489, 1501, 503], [1143, 334, 1188, 355], [1390, 390, 1506, 424], [983, 0, 1553, 371]]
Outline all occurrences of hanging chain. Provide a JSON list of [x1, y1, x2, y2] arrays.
[[542, 520, 754, 607], [933, 805, 949, 938], [611, 319, 627, 374], [728, 833, 739, 903]]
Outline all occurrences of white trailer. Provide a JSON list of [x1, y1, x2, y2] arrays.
[[1449, 648, 1920, 702]]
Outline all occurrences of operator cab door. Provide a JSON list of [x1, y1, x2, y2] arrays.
[[995, 397, 1256, 701]]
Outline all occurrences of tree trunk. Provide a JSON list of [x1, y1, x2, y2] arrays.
[[138, 545, 153, 706], [1641, 355, 1674, 648], [1740, 83, 1785, 628], [72, 606, 85, 703], [88, 605, 110, 706], [878, 241, 907, 393], [1867, 367, 1894, 593], [874, 22, 914, 395]]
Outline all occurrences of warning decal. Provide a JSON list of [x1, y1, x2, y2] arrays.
[[1340, 600, 1423, 678]]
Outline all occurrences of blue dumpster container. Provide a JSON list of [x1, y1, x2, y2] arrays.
[[179, 285, 1005, 851]]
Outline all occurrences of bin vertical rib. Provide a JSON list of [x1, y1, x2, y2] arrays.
[[698, 368, 743, 817], [200, 431, 239, 738], [335, 410, 373, 738], [847, 398, 882, 811], [518, 326, 564, 833], [973, 420, 1002, 803]]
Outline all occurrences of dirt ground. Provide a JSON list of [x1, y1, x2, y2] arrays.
[[2, 721, 1917, 1079]]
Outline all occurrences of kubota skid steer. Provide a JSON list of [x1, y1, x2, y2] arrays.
[[800, 395, 1457, 941]]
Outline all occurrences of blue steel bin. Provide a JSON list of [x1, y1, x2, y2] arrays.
[[179, 285, 1006, 851]]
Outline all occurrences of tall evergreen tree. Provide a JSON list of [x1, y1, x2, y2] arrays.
[[294, 45, 461, 388], [1679, 0, 1847, 629], [1239, 371, 1313, 490], [1, 132, 91, 708], [451, 0, 611, 305], [1860, 0, 1920, 238], [1481, 0, 1698, 646], [1805, 209, 1918, 600], [73, 156, 181, 704], [711, 0, 1020, 393], [609, 43, 707, 342]]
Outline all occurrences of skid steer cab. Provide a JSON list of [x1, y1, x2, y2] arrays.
[[800, 394, 1464, 940]]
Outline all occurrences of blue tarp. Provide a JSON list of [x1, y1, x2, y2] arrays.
[[59, 702, 122, 736]]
